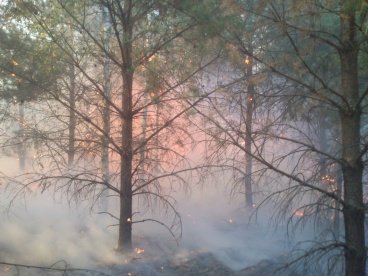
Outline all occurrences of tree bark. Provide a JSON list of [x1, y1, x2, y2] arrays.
[[318, 115, 328, 179], [339, 4, 366, 275], [67, 63, 76, 169], [100, 5, 111, 213], [118, 0, 134, 252], [244, 52, 254, 209], [118, 69, 133, 252], [138, 93, 148, 187], [18, 100, 25, 172], [333, 165, 342, 238]]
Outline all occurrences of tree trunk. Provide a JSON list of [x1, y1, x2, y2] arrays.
[[340, 5, 366, 275], [340, 86, 366, 276], [118, 1, 134, 252], [118, 70, 133, 252], [100, 5, 111, 213], [318, 116, 328, 179], [244, 52, 254, 209], [68, 63, 76, 169], [139, 93, 148, 187], [333, 165, 342, 238], [18, 100, 25, 172]]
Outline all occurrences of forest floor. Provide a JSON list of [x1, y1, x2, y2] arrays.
[[0, 252, 296, 276], [0, 192, 311, 275], [0, 219, 302, 276], [99, 218, 303, 276], [103, 250, 295, 276]]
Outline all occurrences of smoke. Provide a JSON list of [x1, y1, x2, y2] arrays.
[[0, 157, 315, 275], [0, 190, 120, 270], [173, 186, 294, 270], [131, 180, 315, 274]]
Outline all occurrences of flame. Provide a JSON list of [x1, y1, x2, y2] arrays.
[[322, 175, 335, 185], [127, 217, 132, 223], [294, 210, 304, 217], [135, 247, 144, 254], [244, 56, 250, 65], [148, 54, 156, 62]]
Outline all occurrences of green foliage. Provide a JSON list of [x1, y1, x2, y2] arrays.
[[0, 1, 64, 103]]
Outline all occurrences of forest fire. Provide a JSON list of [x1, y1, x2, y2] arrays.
[[294, 210, 304, 218], [244, 56, 250, 65], [135, 247, 145, 254], [322, 175, 335, 185], [0, 0, 365, 275]]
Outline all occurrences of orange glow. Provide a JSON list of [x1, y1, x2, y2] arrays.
[[135, 247, 144, 254], [322, 175, 335, 185], [148, 55, 156, 62], [11, 60, 18, 66], [294, 210, 304, 217], [149, 91, 156, 98], [244, 56, 250, 65]]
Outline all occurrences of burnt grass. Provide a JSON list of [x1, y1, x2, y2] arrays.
[[103, 250, 299, 276]]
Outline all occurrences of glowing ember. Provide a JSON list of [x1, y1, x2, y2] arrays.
[[244, 56, 250, 65], [135, 247, 145, 254], [294, 210, 304, 217], [322, 175, 335, 184]]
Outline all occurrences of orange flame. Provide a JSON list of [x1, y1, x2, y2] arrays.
[[322, 175, 335, 185], [294, 210, 304, 217], [135, 247, 144, 254]]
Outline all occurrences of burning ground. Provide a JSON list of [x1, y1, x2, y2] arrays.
[[0, 189, 313, 275]]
